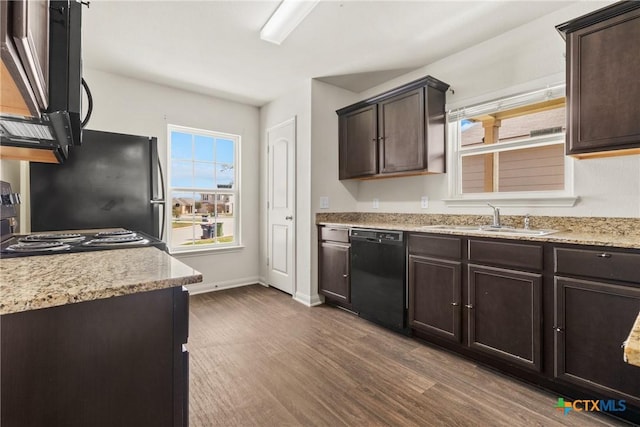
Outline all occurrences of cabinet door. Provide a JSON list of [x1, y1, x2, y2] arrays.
[[408, 255, 461, 342], [1, 288, 176, 427], [338, 105, 377, 179], [319, 242, 350, 303], [554, 277, 640, 406], [467, 264, 542, 371], [566, 7, 640, 156], [378, 88, 424, 173]]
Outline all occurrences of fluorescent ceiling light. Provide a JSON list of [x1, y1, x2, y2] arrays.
[[260, 0, 320, 45]]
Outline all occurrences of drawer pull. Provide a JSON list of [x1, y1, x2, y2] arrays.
[[597, 253, 612, 258], [555, 327, 564, 333], [342, 274, 348, 278], [464, 304, 474, 309], [451, 302, 460, 306]]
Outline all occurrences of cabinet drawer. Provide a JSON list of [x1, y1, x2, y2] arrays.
[[555, 248, 640, 284], [320, 227, 349, 243], [468, 240, 543, 271], [409, 233, 461, 260]]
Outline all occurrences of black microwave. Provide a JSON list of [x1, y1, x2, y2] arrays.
[[0, 0, 91, 163]]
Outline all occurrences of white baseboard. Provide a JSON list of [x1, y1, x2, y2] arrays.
[[192, 277, 322, 308], [186, 276, 261, 295], [293, 292, 323, 307]]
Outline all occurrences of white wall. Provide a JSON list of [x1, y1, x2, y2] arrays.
[[81, 68, 261, 290], [310, 80, 360, 300], [259, 81, 315, 305], [323, 1, 640, 219]]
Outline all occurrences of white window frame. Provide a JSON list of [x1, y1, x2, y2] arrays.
[[166, 124, 241, 254], [445, 84, 577, 207]]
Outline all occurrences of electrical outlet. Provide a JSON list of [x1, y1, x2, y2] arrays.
[[373, 198, 379, 209], [319, 196, 329, 209], [421, 196, 429, 209]]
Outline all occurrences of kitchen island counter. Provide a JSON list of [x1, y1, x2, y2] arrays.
[[0, 246, 202, 315]]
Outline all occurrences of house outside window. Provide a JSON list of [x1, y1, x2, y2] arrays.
[[167, 124, 240, 252], [447, 84, 575, 206]]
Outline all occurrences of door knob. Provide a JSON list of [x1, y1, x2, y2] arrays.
[[285, 215, 293, 220]]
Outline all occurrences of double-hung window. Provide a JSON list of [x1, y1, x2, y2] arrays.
[[448, 84, 575, 205], [168, 125, 240, 252]]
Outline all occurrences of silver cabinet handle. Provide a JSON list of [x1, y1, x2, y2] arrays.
[[451, 302, 460, 306], [465, 304, 474, 309], [342, 274, 348, 278], [597, 253, 612, 258], [285, 216, 293, 220]]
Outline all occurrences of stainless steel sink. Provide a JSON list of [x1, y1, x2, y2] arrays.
[[420, 225, 483, 231], [479, 227, 560, 236], [420, 224, 560, 236]]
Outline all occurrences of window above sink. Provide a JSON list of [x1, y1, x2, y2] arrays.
[[445, 84, 578, 208]]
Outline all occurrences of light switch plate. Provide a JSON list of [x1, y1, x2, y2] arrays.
[[373, 198, 379, 209], [319, 196, 329, 209], [421, 196, 429, 209]]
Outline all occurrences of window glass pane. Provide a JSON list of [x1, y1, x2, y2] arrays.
[[194, 135, 215, 162], [171, 160, 193, 187], [171, 191, 196, 246], [461, 145, 565, 194], [171, 132, 192, 159], [498, 106, 565, 143], [193, 162, 215, 189], [461, 154, 487, 194], [186, 192, 236, 245], [215, 163, 234, 189], [216, 138, 235, 164], [461, 119, 484, 147], [497, 144, 564, 192]]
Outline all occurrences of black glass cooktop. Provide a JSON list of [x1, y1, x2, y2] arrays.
[[0, 230, 166, 258]]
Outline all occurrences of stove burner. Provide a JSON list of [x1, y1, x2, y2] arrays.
[[83, 235, 149, 247], [6, 241, 71, 252], [19, 233, 85, 243], [94, 230, 136, 238]]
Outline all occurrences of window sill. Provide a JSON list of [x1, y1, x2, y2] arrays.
[[443, 194, 579, 208], [169, 245, 245, 257]]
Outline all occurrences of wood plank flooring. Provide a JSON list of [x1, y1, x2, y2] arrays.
[[188, 285, 628, 426]]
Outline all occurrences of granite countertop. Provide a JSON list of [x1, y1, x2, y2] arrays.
[[316, 213, 640, 249], [0, 247, 202, 315], [624, 313, 640, 367]]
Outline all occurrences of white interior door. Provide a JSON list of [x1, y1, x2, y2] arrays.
[[267, 118, 296, 294]]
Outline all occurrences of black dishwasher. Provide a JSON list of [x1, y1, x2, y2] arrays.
[[350, 228, 409, 335]]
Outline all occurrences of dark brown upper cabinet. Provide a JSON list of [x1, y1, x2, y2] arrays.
[[557, 2, 640, 159], [337, 76, 449, 180]]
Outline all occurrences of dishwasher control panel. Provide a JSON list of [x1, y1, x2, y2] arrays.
[[350, 228, 404, 243]]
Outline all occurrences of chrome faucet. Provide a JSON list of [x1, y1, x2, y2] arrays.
[[487, 203, 501, 228]]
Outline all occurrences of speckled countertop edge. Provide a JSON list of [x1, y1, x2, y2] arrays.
[[625, 313, 640, 368], [316, 213, 640, 249], [0, 247, 203, 315]]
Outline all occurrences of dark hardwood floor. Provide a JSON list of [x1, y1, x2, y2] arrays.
[[188, 285, 627, 427]]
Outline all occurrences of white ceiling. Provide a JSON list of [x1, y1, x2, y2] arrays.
[[83, 1, 577, 107]]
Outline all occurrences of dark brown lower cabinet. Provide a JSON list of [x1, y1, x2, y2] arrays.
[[318, 227, 351, 305], [408, 255, 461, 342], [0, 286, 189, 427], [319, 241, 350, 303], [467, 264, 542, 371], [554, 277, 640, 406], [401, 232, 640, 423]]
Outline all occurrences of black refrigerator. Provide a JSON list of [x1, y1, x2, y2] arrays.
[[30, 129, 165, 239]]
